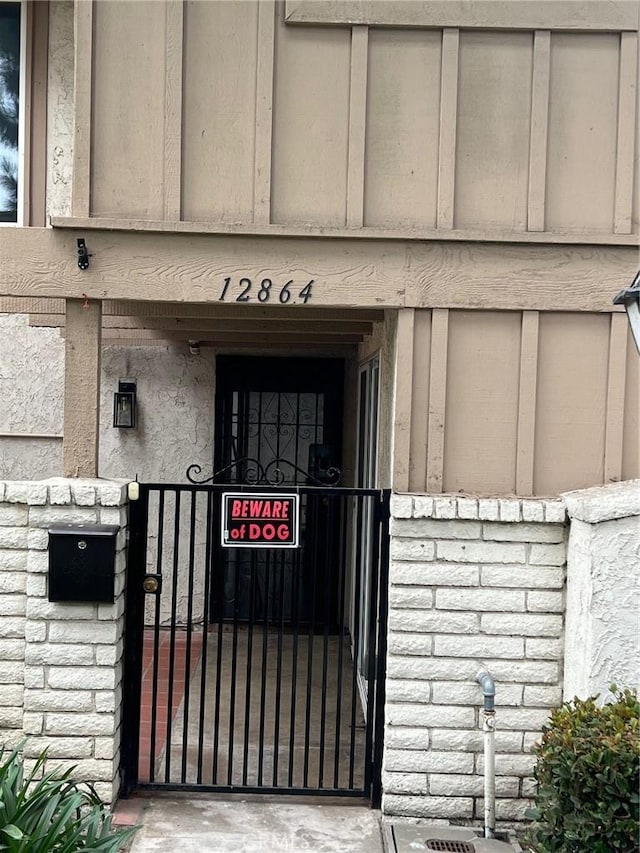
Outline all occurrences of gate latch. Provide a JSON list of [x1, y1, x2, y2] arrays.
[[143, 574, 162, 595]]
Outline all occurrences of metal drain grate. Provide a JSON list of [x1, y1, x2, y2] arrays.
[[425, 842, 476, 853]]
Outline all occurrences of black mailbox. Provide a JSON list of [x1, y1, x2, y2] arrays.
[[48, 524, 120, 604]]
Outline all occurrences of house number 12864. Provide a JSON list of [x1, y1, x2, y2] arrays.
[[219, 277, 314, 304]]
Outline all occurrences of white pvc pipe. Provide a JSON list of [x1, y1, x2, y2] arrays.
[[482, 710, 496, 838]]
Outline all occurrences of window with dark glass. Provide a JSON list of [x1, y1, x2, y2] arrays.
[[0, 2, 20, 223]]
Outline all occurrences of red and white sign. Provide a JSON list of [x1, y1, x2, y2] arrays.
[[221, 493, 300, 549]]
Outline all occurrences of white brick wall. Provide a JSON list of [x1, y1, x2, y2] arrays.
[[0, 478, 127, 804], [384, 493, 567, 825]]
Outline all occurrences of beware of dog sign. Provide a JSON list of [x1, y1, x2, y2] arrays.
[[221, 493, 300, 549]]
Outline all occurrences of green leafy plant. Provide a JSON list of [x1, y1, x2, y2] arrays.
[[526, 687, 640, 853], [0, 744, 138, 852]]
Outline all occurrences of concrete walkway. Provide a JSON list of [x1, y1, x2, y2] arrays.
[[114, 796, 384, 853]]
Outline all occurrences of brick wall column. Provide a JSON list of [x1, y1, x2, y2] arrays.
[[0, 478, 128, 804], [384, 493, 567, 826]]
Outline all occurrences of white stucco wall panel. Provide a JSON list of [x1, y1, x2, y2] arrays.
[[563, 479, 640, 700], [0, 316, 64, 479], [0, 316, 64, 435], [0, 439, 62, 480], [564, 478, 640, 523]]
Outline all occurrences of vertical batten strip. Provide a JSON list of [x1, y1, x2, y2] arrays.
[[163, 0, 184, 221], [62, 298, 102, 478], [527, 30, 551, 232], [346, 26, 368, 228], [436, 28, 459, 230], [393, 308, 415, 492], [19, 1, 33, 226], [604, 313, 628, 482], [28, 0, 49, 227], [254, 0, 276, 225], [409, 311, 431, 492], [71, 0, 93, 217], [613, 32, 638, 235], [515, 310, 540, 495], [426, 308, 449, 492]]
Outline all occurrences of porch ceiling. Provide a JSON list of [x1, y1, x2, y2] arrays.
[[7, 298, 382, 349]]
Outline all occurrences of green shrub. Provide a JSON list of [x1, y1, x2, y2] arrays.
[[0, 744, 138, 852], [527, 687, 640, 853]]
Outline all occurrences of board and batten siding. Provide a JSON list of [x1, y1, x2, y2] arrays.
[[79, 1, 638, 241], [391, 309, 640, 497]]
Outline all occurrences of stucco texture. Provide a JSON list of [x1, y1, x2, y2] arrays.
[[99, 345, 214, 481], [0, 315, 64, 478], [563, 480, 640, 699], [0, 317, 216, 487], [99, 345, 215, 626]]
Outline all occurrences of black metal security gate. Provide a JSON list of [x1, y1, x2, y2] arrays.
[[122, 473, 390, 803]]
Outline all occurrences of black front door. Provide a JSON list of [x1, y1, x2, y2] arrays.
[[212, 356, 344, 624]]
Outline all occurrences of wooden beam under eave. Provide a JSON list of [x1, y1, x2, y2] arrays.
[[98, 330, 365, 344], [0, 228, 405, 308], [4, 296, 386, 322], [100, 340, 359, 357], [284, 0, 639, 30], [1, 228, 638, 312], [62, 298, 102, 478], [29, 314, 375, 335]]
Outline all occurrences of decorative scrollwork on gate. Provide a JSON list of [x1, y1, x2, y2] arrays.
[[186, 457, 341, 487]]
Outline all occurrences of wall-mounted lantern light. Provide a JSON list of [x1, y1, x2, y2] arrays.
[[613, 270, 640, 354], [113, 380, 137, 428]]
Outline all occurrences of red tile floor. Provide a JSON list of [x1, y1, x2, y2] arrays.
[[137, 628, 203, 782]]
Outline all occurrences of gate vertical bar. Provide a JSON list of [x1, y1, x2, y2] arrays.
[[364, 492, 382, 796], [121, 483, 149, 795], [302, 492, 320, 788], [242, 554, 258, 785], [148, 489, 165, 783], [371, 490, 390, 807], [226, 542, 243, 785], [333, 494, 348, 789], [257, 550, 271, 785], [181, 490, 198, 783], [272, 549, 287, 786], [317, 496, 334, 788], [211, 523, 226, 784], [164, 490, 182, 782], [348, 493, 364, 790], [287, 544, 301, 787], [196, 490, 214, 783]]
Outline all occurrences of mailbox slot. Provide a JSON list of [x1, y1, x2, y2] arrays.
[[48, 523, 119, 603]]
